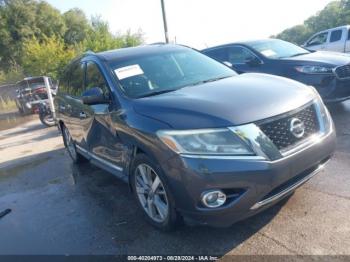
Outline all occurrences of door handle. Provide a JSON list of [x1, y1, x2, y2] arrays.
[[79, 112, 87, 119]]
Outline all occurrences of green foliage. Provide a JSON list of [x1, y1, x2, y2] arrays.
[[34, 1, 65, 39], [83, 16, 121, 52], [0, 0, 65, 69], [22, 36, 77, 79], [0, 95, 17, 112], [0, 64, 24, 84], [0, 0, 144, 84], [273, 25, 312, 45], [63, 8, 89, 45], [83, 17, 144, 52], [274, 0, 350, 45]]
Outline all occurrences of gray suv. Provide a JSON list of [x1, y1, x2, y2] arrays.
[[55, 44, 336, 230]]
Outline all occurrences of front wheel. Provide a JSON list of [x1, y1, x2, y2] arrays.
[[130, 154, 180, 231], [39, 113, 56, 127]]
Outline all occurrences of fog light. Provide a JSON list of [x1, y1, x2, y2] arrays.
[[202, 190, 226, 208]]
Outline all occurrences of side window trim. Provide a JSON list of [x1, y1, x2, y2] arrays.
[[85, 60, 111, 91], [307, 31, 328, 46], [228, 45, 263, 65]]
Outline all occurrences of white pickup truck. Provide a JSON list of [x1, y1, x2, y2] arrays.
[[303, 25, 350, 53]]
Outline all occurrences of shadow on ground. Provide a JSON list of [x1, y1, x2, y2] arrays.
[[0, 111, 37, 131], [0, 147, 287, 255]]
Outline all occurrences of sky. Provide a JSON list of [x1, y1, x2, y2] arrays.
[[46, 0, 334, 49]]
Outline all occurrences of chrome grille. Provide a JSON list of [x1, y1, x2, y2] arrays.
[[259, 104, 320, 151], [334, 64, 350, 79]]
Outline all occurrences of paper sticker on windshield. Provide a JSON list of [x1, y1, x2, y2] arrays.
[[114, 64, 144, 80], [261, 49, 276, 57]]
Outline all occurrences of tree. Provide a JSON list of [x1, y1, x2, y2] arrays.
[[0, 0, 65, 69], [272, 25, 311, 45], [274, 0, 350, 45], [63, 8, 89, 45], [34, 1, 65, 39], [0, 0, 38, 68], [123, 29, 144, 47], [0, 0, 144, 84], [22, 36, 77, 79], [305, 1, 342, 33], [83, 16, 143, 52]]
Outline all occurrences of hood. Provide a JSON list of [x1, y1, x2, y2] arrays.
[[133, 73, 316, 129], [283, 51, 350, 66]]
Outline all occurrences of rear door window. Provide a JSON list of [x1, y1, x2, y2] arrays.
[[330, 30, 342, 42], [227, 46, 257, 64]]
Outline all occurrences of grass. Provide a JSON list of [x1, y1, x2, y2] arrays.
[[0, 96, 17, 113]]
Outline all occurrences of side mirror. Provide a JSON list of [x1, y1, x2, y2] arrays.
[[246, 57, 262, 67], [82, 87, 109, 105]]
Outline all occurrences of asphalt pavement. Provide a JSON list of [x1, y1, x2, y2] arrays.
[[0, 102, 349, 257]]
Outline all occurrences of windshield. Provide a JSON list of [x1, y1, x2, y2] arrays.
[[248, 39, 310, 59], [27, 77, 46, 90], [110, 48, 236, 98], [29, 82, 45, 89]]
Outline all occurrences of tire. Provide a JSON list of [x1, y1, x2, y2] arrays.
[[130, 153, 180, 231], [61, 125, 87, 164], [39, 113, 56, 127]]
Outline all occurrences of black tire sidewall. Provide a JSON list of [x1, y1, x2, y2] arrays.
[[62, 125, 85, 164], [40, 114, 55, 127]]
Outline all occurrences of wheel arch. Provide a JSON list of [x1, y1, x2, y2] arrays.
[[127, 144, 151, 191]]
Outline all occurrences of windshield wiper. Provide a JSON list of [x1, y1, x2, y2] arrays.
[[137, 76, 232, 98], [137, 88, 178, 98], [188, 75, 232, 87], [281, 52, 309, 59]]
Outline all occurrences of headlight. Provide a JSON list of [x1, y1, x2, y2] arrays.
[[157, 128, 254, 155], [295, 65, 334, 74], [308, 86, 332, 133], [315, 97, 332, 133]]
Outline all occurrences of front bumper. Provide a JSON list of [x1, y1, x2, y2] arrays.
[[323, 78, 350, 103], [161, 126, 336, 227], [310, 75, 350, 103], [290, 72, 350, 103]]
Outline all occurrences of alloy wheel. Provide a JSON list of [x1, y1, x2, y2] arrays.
[[134, 164, 169, 223]]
